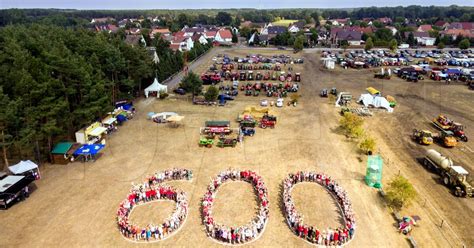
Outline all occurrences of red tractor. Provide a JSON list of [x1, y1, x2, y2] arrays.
[[450, 123, 468, 142], [259, 115, 277, 129]]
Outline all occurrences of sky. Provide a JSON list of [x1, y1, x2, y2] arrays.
[[1, 0, 472, 10]]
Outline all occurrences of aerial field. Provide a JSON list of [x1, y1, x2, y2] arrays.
[[272, 19, 299, 26], [0, 47, 472, 247]]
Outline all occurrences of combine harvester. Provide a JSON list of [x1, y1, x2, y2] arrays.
[[423, 149, 472, 197]]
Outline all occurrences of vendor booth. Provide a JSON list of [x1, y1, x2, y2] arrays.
[[51, 142, 80, 164], [0, 175, 34, 209], [9, 160, 40, 180], [73, 144, 105, 162], [144, 78, 168, 98], [75, 122, 107, 144], [101, 116, 118, 134]]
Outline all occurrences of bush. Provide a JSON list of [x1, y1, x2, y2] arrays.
[[159, 90, 169, 99], [458, 38, 470, 50], [359, 136, 376, 154], [339, 112, 364, 138], [437, 42, 445, 49], [180, 71, 203, 97], [365, 37, 374, 51], [385, 175, 418, 211], [204, 85, 219, 102]]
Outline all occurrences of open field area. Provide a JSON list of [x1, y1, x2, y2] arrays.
[[0, 47, 473, 248], [271, 19, 299, 26]]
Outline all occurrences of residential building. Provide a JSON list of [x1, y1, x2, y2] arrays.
[[215, 29, 233, 43], [408, 32, 436, 46], [417, 25, 433, 32], [150, 28, 171, 39]]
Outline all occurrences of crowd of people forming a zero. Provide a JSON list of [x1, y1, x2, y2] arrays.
[[283, 171, 356, 246], [202, 169, 269, 245], [117, 168, 192, 242]]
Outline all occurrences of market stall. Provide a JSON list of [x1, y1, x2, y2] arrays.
[[9, 160, 41, 180], [73, 144, 105, 162], [101, 116, 117, 134], [51, 142, 77, 164], [144, 78, 167, 98], [75, 122, 107, 144]]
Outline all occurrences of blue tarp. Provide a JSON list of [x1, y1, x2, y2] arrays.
[[117, 114, 127, 122], [74, 144, 105, 156]]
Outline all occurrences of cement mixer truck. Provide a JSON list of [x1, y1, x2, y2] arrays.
[[423, 149, 472, 197]]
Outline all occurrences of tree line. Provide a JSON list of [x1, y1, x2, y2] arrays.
[[0, 24, 211, 166], [2, 6, 473, 28]]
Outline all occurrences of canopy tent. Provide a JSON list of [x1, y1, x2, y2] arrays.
[[74, 144, 105, 156], [102, 117, 117, 125], [167, 115, 184, 122], [144, 78, 168, 98], [88, 126, 107, 137], [151, 112, 178, 120], [358, 94, 393, 113], [9, 160, 39, 175]]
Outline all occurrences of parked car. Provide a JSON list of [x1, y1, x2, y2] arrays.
[[173, 88, 186, 95], [260, 99, 268, 107]]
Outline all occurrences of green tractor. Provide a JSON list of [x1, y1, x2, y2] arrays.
[[199, 138, 214, 148]]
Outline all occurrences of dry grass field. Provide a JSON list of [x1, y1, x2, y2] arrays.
[[1, 48, 472, 248]]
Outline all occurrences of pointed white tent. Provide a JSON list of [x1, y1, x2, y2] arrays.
[[144, 78, 167, 98]]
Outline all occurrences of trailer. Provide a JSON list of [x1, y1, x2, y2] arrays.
[[423, 149, 472, 197]]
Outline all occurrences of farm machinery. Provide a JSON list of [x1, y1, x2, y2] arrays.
[[202, 121, 233, 136], [433, 130, 458, 148], [412, 129, 434, 145], [423, 149, 472, 197], [199, 138, 214, 148], [217, 137, 238, 148], [237, 107, 275, 122], [433, 115, 468, 142], [260, 114, 277, 129]]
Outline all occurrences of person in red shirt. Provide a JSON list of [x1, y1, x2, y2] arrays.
[[333, 230, 339, 245]]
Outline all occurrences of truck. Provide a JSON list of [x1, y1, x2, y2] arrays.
[[423, 149, 472, 197]]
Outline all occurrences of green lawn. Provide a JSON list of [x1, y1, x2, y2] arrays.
[[271, 19, 298, 26]]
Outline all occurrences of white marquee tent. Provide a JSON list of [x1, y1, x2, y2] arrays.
[[9, 160, 39, 175], [144, 78, 167, 98], [358, 94, 393, 113]]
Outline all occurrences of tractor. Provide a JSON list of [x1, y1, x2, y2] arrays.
[[199, 138, 214, 148], [217, 138, 237, 148], [241, 127, 256, 136], [433, 115, 468, 141], [432, 130, 458, 148], [412, 129, 433, 145], [260, 115, 277, 129]]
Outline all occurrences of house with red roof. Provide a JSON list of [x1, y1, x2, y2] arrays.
[[434, 20, 448, 29], [446, 22, 474, 31], [215, 29, 233, 43], [204, 30, 217, 40], [168, 31, 195, 52], [441, 29, 473, 39], [417, 25, 433, 32], [150, 28, 171, 39]]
